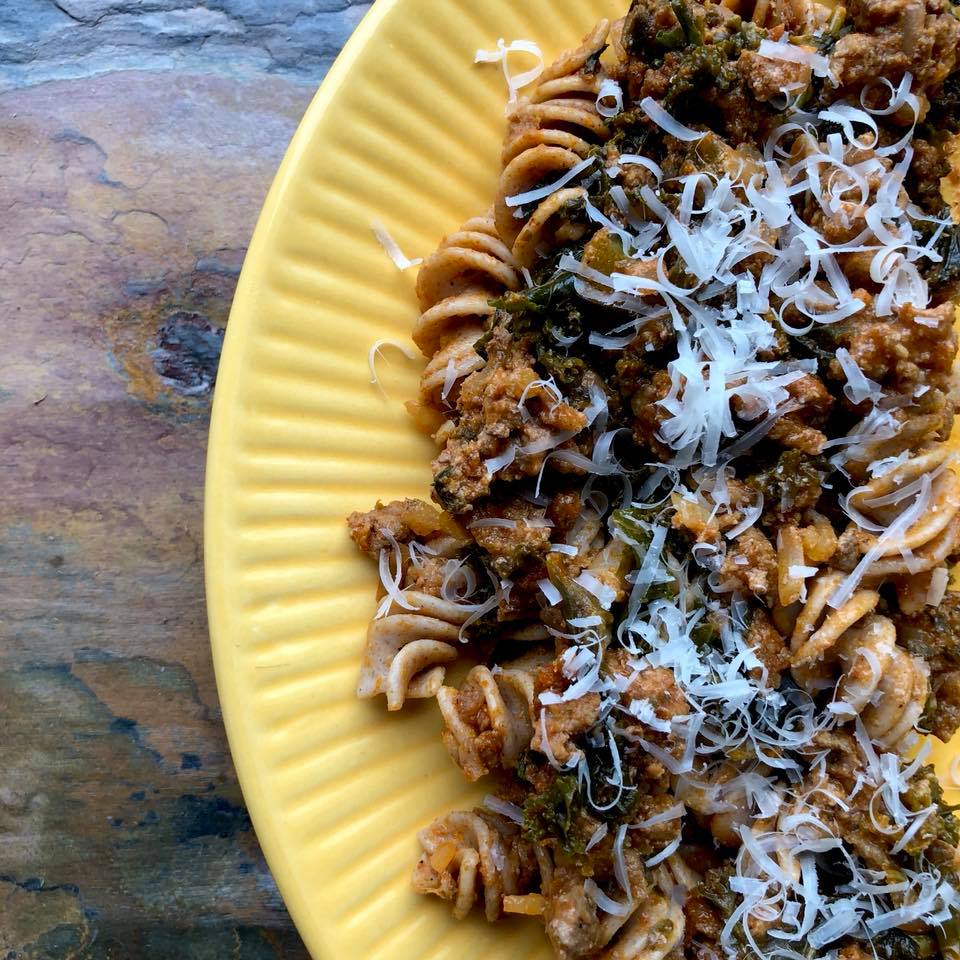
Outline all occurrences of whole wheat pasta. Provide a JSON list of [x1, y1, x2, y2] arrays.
[[345, 1, 960, 955]]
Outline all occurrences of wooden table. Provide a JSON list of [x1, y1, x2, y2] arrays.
[[0, 3, 368, 954]]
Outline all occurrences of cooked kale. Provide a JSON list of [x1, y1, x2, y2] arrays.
[[625, 0, 705, 59], [582, 732, 639, 820], [928, 219, 960, 293], [812, 9, 852, 55], [744, 450, 828, 524], [898, 592, 960, 665], [690, 608, 720, 648], [491, 272, 579, 318], [920, 767, 960, 849], [537, 349, 592, 403], [492, 261, 622, 383], [610, 505, 660, 546], [654, 22, 687, 51], [610, 507, 679, 601], [660, 34, 760, 109], [432, 465, 467, 514], [545, 553, 614, 639], [699, 865, 738, 920], [871, 930, 939, 960], [606, 121, 656, 162], [936, 910, 960, 959], [521, 772, 585, 854]]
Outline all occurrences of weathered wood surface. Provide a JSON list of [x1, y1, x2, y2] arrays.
[[0, 3, 369, 955]]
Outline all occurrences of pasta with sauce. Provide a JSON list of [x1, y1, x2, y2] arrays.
[[348, 0, 960, 956]]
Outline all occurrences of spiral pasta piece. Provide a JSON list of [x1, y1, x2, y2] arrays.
[[842, 412, 949, 480], [438, 651, 549, 780], [544, 864, 662, 958], [412, 810, 529, 921], [357, 591, 477, 711], [825, 614, 929, 748], [786, 576, 930, 748], [651, 853, 702, 903], [494, 22, 612, 268], [501, 20, 611, 168], [844, 445, 960, 578], [412, 211, 520, 418], [597, 894, 684, 960], [838, 616, 930, 747], [788, 570, 880, 670], [774, 517, 837, 608], [678, 764, 768, 848]]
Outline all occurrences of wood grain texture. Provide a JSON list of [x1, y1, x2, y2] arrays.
[[0, 3, 366, 954]]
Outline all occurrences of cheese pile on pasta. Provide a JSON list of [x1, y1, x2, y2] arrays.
[[348, 0, 960, 956]]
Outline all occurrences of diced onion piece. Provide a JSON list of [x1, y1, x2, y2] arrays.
[[503, 894, 547, 916], [429, 840, 458, 872]]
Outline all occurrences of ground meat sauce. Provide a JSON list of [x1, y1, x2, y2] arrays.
[[348, 0, 960, 955]]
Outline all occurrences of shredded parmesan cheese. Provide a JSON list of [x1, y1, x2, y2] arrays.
[[757, 38, 832, 79], [367, 338, 417, 386], [474, 38, 544, 105], [371, 220, 422, 270], [639, 96, 705, 141]]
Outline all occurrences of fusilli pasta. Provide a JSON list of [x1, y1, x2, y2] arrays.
[[346, 1, 960, 955], [357, 591, 475, 710], [412, 810, 534, 921], [495, 22, 612, 268], [437, 650, 548, 779], [411, 209, 519, 427]]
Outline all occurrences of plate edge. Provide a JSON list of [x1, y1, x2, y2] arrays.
[[203, 1, 402, 956]]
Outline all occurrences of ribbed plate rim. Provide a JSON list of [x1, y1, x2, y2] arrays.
[[204, 2, 402, 957]]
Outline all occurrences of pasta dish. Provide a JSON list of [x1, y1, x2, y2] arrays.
[[347, 0, 960, 956]]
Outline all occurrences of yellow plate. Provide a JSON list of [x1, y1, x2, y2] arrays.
[[204, 0, 960, 956]]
